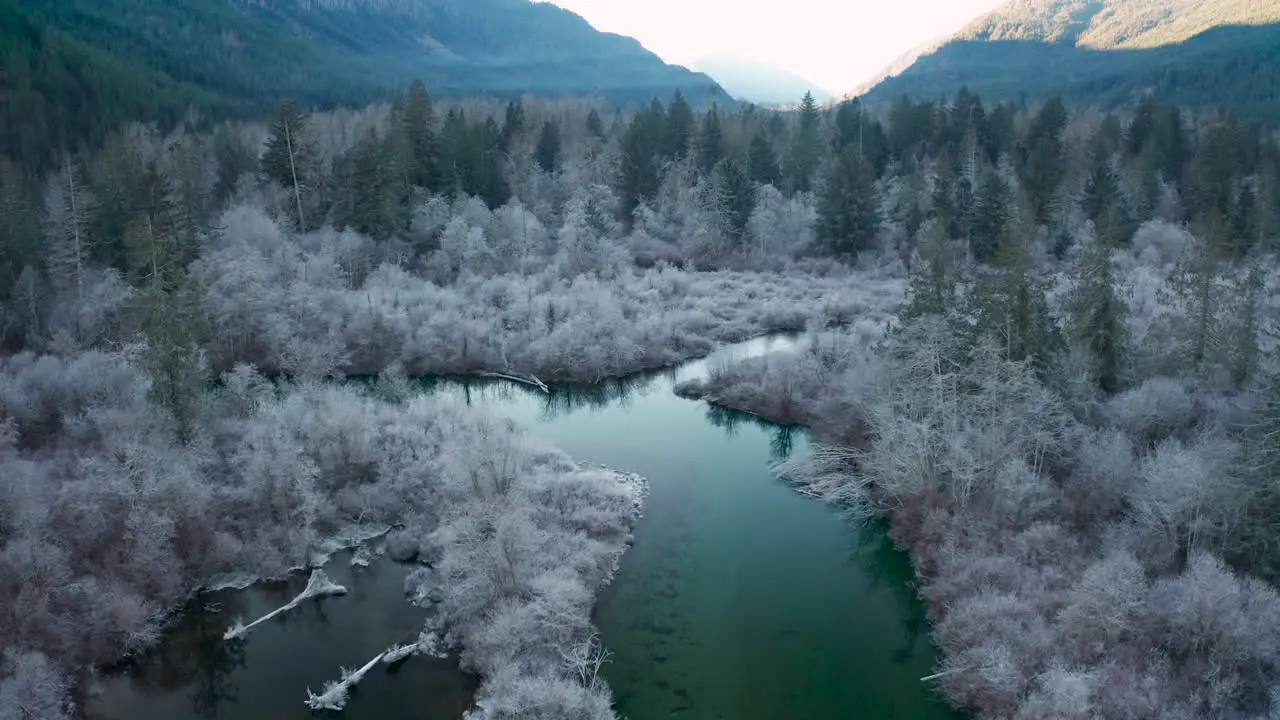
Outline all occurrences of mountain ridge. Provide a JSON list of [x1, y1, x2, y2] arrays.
[[856, 0, 1280, 121], [1, 0, 728, 165]]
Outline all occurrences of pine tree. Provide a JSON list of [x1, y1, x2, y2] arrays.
[[213, 124, 257, 203], [786, 91, 822, 193], [817, 147, 880, 256], [586, 108, 605, 138], [900, 219, 957, 324], [1064, 228, 1130, 393], [501, 99, 526, 151], [263, 100, 315, 231], [711, 158, 755, 240], [747, 133, 781, 187], [400, 80, 440, 190], [665, 90, 695, 159], [535, 120, 562, 174], [1170, 209, 1228, 373], [44, 155, 94, 326], [1021, 98, 1067, 224], [697, 104, 724, 174], [0, 157, 41, 301], [618, 101, 667, 221], [971, 171, 1010, 263], [974, 211, 1061, 373]]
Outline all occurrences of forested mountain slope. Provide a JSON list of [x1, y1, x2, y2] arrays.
[[860, 0, 1280, 121], [0, 0, 725, 165]]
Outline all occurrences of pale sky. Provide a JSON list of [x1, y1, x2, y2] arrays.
[[546, 0, 1007, 93]]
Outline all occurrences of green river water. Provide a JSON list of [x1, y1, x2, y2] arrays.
[[88, 336, 958, 720]]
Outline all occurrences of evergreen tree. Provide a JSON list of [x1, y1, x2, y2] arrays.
[[501, 99, 526, 151], [1064, 228, 1130, 393], [262, 100, 315, 231], [697, 104, 724, 174], [400, 80, 440, 190], [971, 171, 1011, 264], [334, 129, 406, 240], [711, 158, 755, 239], [1021, 98, 1067, 224], [786, 91, 822, 193], [618, 101, 667, 221], [747, 133, 781, 187], [665, 90, 695, 159], [90, 129, 149, 270], [817, 147, 880, 256], [0, 157, 41, 301], [475, 117, 511, 209], [974, 210, 1061, 373], [212, 124, 257, 204], [439, 108, 471, 195], [44, 155, 94, 322], [585, 108, 605, 138], [535, 120, 562, 174], [900, 219, 957, 324], [1170, 209, 1228, 373]]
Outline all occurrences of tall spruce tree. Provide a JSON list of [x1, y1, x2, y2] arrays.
[[665, 90, 695, 159], [817, 146, 880, 256], [400, 80, 439, 190], [747, 133, 781, 187], [535, 120, 562, 174], [1064, 228, 1130, 393], [698, 104, 724, 175], [786, 91, 822, 193]]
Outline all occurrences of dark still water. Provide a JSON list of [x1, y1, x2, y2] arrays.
[[88, 336, 957, 720]]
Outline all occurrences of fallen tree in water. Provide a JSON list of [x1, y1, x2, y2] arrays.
[[223, 569, 347, 641]]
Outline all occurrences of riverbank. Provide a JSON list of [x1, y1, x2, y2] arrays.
[[673, 322, 1280, 719], [0, 352, 646, 719]]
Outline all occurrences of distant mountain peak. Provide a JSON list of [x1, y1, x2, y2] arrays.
[[692, 56, 834, 107]]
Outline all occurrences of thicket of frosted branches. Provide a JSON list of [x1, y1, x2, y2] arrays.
[[679, 222, 1280, 718], [0, 354, 643, 717], [404, 413, 646, 719]]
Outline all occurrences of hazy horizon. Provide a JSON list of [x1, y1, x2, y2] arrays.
[[545, 0, 1007, 93]]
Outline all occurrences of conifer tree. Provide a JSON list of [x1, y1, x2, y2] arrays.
[[400, 80, 439, 190], [711, 158, 755, 240], [586, 108, 605, 138], [971, 170, 1011, 263], [212, 124, 257, 203], [817, 146, 880, 256], [665, 90, 695, 159], [263, 100, 315, 231], [747, 133, 781, 187], [1064, 228, 1130, 393], [786, 91, 822, 193], [44, 155, 94, 314], [697, 104, 724, 174], [900, 219, 956, 324], [974, 208, 1061, 373], [535, 120, 562, 174]]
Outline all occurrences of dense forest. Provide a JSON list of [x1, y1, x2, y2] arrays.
[[0, 0, 724, 169], [2, 75, 1280, 718]]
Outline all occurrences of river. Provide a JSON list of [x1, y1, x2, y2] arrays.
[[87, 336, 957, 720]]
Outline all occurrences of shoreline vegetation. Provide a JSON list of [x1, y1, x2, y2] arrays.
[[4, 72, 1280, 720], [675, 231, 1280, 718]]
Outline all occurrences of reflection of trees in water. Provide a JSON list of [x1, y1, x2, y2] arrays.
[[849, 520, 933, 667], [114, 590, 250, 717], [539, 374, 659, 419], [703, 405, 801, 462]]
